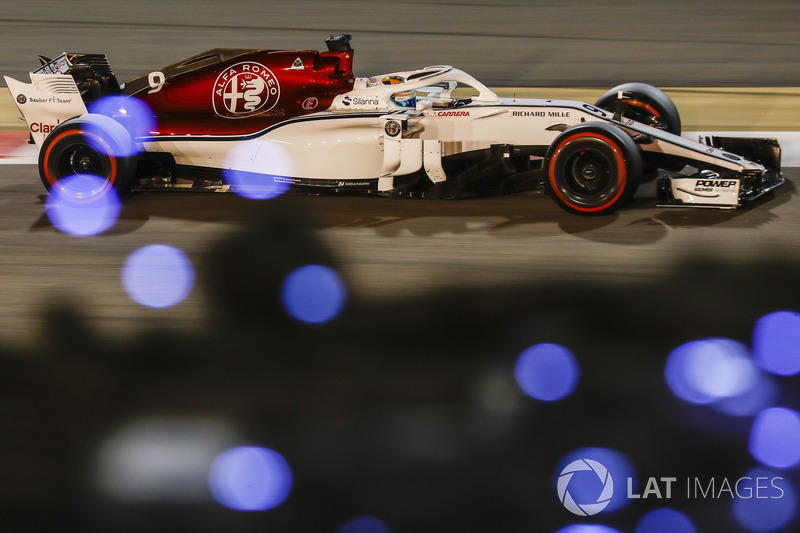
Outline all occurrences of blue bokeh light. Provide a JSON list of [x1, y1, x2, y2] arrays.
[[732, 467, 797, 532], [337, 516, 392, 533], [749, 407, 800, 469], [713, 372, 779, 417], [753, 311, 800, 376], [664, 339, 757, 405], [281, 265, 346, 324], [634, 508, 697, 533], [45, 174, 121, 236], [555, 525, 622, 533], [88, 95, 158, 140], [121, 245, 194, 308], [224, 170, 291, 200], [556, 447, 636, 514], [514, 343, 580, 401], [208, 446, 293, 511]]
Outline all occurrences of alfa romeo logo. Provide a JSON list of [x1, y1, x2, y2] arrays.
[[557, 459, 614, 516], [213, 61, 280, 119], [384, 120, 401, 137]]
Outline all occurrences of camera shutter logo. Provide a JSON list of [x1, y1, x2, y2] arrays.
[[557, 459, 614, 516]]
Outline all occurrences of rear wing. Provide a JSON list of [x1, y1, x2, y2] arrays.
[[4, 72, 87, 147], [4, 52, 122, 147]]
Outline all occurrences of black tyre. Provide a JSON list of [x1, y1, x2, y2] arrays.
[[595, 82, 681, 135], [38, 114, 138, 199], [545, 122, 642, 215]]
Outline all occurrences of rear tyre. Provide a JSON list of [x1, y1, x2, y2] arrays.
[[39, 114, 138, 200], [595, 82, 681, 135], [545, 122, 642, 215]]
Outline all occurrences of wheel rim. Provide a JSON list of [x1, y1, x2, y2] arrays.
[[566, 150, 613, 196], [63, 144, 104, 176]]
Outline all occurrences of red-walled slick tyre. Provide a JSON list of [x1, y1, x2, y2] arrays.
[[545, 122, 642, 216], [38, 114, 138, 200]]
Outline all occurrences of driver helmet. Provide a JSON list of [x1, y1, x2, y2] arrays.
[[381, 75, 416, 108]]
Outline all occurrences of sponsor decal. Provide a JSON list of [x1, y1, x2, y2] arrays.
[[302, 97, 319, 111], [693, 179, 737, 193], [30, 119, 61, 134], [337, 181, 372, 187], [695, 179, 737, 188], [290, 57, 305, 70], [436, 111, 470, 117], [342, 95, 380, 107], [16, 94, 26, 105], [384, 120, 401, 137], [25, 97, 74, 104], [512, 110, 570, 118], [213, 61, 280, 119]]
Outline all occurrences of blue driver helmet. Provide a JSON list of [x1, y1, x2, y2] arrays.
[[381, 75, 416, 108]]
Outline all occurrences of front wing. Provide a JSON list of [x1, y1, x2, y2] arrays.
[[656, 136, 784, 209]]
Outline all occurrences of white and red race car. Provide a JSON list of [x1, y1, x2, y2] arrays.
[[4, 34, 784, 214]]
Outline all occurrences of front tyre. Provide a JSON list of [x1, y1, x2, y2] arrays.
[[595, 82, 681, 135], [545, 122, 642, 215], [39, 114, 138, 200]]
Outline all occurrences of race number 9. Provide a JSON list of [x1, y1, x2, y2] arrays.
[[147, 71, 166, 94]]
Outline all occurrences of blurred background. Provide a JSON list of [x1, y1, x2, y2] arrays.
[[2, 0, 800, 86], [2, 1, 800, 532]]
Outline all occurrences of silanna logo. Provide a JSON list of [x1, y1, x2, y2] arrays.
[[213, 62, 280, 119], [342, 95, 380, 107]]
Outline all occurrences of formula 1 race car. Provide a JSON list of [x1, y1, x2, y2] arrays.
[[4, 34, 784, 214]]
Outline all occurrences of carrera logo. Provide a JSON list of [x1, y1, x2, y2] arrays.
[[213, 61, 280, 119], [695, 180, 737, 188], [436, 111, 470, 117]]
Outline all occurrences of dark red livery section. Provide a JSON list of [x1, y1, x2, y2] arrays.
[[122, 35, 355, 136]]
